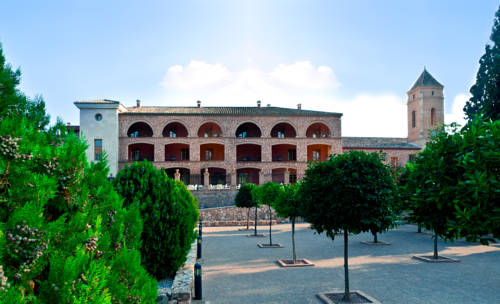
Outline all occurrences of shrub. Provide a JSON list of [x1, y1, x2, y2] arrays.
[[0, 43, 156, 303], [113, 161, 199, 279]]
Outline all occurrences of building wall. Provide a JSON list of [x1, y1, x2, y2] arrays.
[[342, 147, 420, 168], [118, 113, 342, 183], [78, 104, 120, 176]]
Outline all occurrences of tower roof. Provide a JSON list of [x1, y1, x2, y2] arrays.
[[410, 68, 443, 91]]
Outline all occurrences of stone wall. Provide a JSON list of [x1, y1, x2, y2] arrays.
[[191, 189, 237, 209], [199, 206, 285, 227]]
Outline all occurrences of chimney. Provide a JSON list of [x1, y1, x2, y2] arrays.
[[197, 100, 201, 108], [136, 99, 141, 108], [257, 100, 261, 108], [297, 103, 302, 110]]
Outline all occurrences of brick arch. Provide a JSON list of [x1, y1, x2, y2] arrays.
[[235, 121, 262, 138], [306, 122, 331, 138], [198, 121, 223, 137], [161, 121, 189, 137], [270, 121, 298, 138], [125, 120, 155, 137]]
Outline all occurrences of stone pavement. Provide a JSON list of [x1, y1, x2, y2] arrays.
[[196, 223, 500, 304]]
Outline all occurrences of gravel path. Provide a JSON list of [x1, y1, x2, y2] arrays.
[[197, 223, 500, 304]]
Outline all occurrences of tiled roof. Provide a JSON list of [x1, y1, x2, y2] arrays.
[[410, 68, 443, 91], [74, 99, 120, 104], [343, 137, 421, 149], [124, 106, 342, 116]]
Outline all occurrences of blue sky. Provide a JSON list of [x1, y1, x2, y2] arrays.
[[0, 0, 498, 136]]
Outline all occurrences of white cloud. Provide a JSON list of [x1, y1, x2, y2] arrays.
[[160, 61, 407, 137], [162, 61, 232, 89], [445, 93, 469, 127], [270, 61, 339, 89]]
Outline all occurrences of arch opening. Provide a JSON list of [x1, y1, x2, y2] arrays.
[[306, 123, 330, 138], [236, 122, 261, 138], [165, 144, 189, 161], [198, 122, 223, 138], [128, 143, 154, 161], [307, 144, 331, 162], [127, 122, 153, 137], [200, 143, 224, 161], [163, 122, 188, 137], [271, 123, 296, 138], [272, 144, 297, 162], [237, 144, 261, 162]]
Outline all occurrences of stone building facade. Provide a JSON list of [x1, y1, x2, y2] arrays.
[[74, 68, 443, 187]]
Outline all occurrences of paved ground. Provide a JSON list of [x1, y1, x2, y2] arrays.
[[197, 223, 500, 304]]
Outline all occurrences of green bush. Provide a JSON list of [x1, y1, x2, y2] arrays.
[[0, 43, 157, 303], [113, 161, 198, 279]]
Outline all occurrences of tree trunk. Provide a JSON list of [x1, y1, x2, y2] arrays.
[[246, 208, 250, 230], [343, 229, 350, 302], [292, 217, 296, 263], [373, 231, 378, 243], [254, 206, 258, 236], [269, 205, 273, 246], [433, 232, 438, 259]]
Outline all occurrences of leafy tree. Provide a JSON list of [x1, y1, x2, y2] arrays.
[[0, 43, 156, 303], [235, 183, 257, 230], [274, 183, 303, 263], [252, 182, 283, 246], [113, 161, 199, 279], [464, 6, 500, 121], [406, 118, 500, 250], [301, 151, 395, 302]]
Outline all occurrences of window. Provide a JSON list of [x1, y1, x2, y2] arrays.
[[205, 149, 213, 161], [431, 108, 436, 126], [432, 91, 434, 96], [169, 127, 177, 137], [409, 154, 417, 162], [312, 150, 320, 161], [288, 149, 297, 161], [239, 173, 249, 184], [413, 94, 415, 100], [290, 174, 297, 184], [238, 131, 247, 138], [412, 110, 416, 128], [131, 149, 140, 161], [94, 139, 103, 160], [95, 113, 102, 121], [181, 148, 189, 161], [277, 130, 285, 138], [391, 157, 398, 168], [130, 131, 139, 138]]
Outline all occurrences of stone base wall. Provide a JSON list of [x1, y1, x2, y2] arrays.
[[199, 206, 286, 227], [191, 189, 237, 209]]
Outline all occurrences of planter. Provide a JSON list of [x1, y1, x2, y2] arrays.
[[317, 289, 381, 304], [277, 259, 314, 267], [360, 241, 391, 245], [257, 243, 283, 248], [412, 255, 460, 263], [157, 240, 198, 304]]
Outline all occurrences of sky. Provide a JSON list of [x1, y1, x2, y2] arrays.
[[0, 0, 498, 137]]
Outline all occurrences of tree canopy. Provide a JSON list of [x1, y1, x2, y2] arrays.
[[235, 183, 258, 209], [464, 6, 500, 121]]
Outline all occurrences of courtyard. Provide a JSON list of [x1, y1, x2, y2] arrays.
[[198, 223, 500, 304]]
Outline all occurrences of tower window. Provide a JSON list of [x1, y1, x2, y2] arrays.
[[95, 113, 102, 121], [94, 139, 103, 160], [431, 108, 436, 126], [412, 110, 416, 128]]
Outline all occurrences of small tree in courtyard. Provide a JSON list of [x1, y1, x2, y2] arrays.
[[301, 151, 394, 301], [252, 182, 283, 246], [235, 183, 257, 230], [406, 118, 500, 250], [274, 183, 303, 263]]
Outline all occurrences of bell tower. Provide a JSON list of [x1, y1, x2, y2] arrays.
[[407, 68, 444, 148]]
